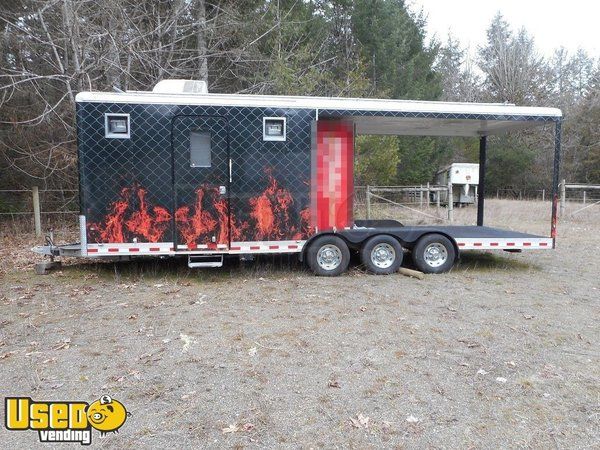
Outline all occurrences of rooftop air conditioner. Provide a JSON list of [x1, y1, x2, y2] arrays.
[[152, 79, 208, 94]]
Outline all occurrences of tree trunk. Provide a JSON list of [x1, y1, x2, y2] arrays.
[[196, 0, 208, 83], [106, 2, 121, 89]]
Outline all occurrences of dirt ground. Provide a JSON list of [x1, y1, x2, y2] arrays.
[[0, 200, 598, 449]]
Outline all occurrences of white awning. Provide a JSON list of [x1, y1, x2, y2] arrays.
[[351, 116, 548, 137], [76, 90, 561, 137]]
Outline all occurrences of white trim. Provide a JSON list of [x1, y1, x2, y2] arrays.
[[78, 237, 555, 257], [229, 240, 305, 254], [455, 237, 553, 250], [78, 91, 562, 119], [86, 242, 174, 255], [79, 215, 87, 256], [83, 240, 305, 256]]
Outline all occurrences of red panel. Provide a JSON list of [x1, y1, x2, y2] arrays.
[[312, 120, 354, 231]]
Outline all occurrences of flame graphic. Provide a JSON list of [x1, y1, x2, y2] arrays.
[[175, 187, 218, 246], [248, 168, 312, 241], [174, 185, 244, 247], [88, 186, 172, 243], [90, 169, 312, 246]]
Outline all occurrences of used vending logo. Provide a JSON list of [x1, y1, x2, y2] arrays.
[[4, 395, 130, 445]]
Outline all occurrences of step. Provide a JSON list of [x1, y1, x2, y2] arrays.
[[188, 254, 223, 268]]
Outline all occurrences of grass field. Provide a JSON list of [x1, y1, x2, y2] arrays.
[[0, 199, 598, 448]]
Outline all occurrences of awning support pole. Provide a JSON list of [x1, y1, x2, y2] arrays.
[[477, 136, 487, 226], [550, 120, 562, 246]]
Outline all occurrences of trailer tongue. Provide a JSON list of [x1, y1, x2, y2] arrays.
[[32, 81, 562, 276]]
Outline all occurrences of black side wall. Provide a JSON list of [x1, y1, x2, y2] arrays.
[[77, 101, 314, 244]]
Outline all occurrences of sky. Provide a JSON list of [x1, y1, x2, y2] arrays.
[[408, 0, 600, 60]]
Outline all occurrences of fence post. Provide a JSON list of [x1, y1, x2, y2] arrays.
[[542, 189, 545, 202], [32, 186, 41, 237], [426, 182, 430, 208], [447, 181, 453, 222], [560, 179, 566, 217], [366, 185, 371, 220], [436, 187, 440, 210], [419, 185, 423, 208], [583, 191, 586, 205]]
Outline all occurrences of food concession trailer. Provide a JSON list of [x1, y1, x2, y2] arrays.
[[33, 80, 563, 276]]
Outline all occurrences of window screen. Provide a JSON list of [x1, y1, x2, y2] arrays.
[[263, 117, 286, 141], [190, 131, 211, 167], [105, 113, 130, 139]]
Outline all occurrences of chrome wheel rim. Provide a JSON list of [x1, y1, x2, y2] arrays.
[[317, 244, 342, 271], [424, 243, 448, 268], [370, 243, 396, 269]]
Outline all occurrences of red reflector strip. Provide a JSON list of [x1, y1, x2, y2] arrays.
[[288, 245, 298, 249], [506, 243, 515, 246], [108, 248, 119, 252], [149, 247, 160, 251], [457, 243, 466, 247], [490, 242, 499, 246], [539, 242, 548, 246], [230, 246, 241, 251], [474, 243, 483, 247], [523, 242, 531, 246], [128, 248, 140, 252], [87, 248, 98, 253], [250, 246, 260, 250], [269, 245, 279, 249]]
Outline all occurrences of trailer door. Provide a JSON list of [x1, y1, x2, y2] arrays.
[[172, 116, 230, 251]]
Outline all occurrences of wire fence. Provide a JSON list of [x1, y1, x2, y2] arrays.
[[493, 188, 549, 201], [355, 184, 455, 224], [1, 181, 597, 235], [559, 181, 600, 216], [0, 188, 79, 235]]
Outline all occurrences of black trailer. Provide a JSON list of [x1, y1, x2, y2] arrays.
[[34, 80, 562, 276]]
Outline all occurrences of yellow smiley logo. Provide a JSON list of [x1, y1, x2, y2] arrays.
[[85, 395, 130, 435]]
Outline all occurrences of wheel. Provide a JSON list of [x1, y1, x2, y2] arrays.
[[360, 235, 403, 275], [412, 234, 456, 274], [306, 235, 350, 276]]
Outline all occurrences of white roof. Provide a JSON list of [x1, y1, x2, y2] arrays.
[[437, 162, 480, 174], [76, 91, 562, 137]]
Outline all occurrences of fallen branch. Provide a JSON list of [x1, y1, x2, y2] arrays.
[[398, 267, 425, 280]]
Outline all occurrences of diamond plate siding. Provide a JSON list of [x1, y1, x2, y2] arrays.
[[318, 109, 559, 122], [77, 102, 313, 245]]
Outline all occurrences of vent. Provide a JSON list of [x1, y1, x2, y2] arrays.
[[152, 79, 208, 94]]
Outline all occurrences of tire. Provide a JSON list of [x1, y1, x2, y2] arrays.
[[306, 235, 350, 276], [412, 234, 456, 274], [360, 235, 403, 275]]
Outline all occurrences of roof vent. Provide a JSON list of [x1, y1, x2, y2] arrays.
[[152, 79, 208, 94]]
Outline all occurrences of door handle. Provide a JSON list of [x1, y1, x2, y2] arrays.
[[219, 185, 226, 195]]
